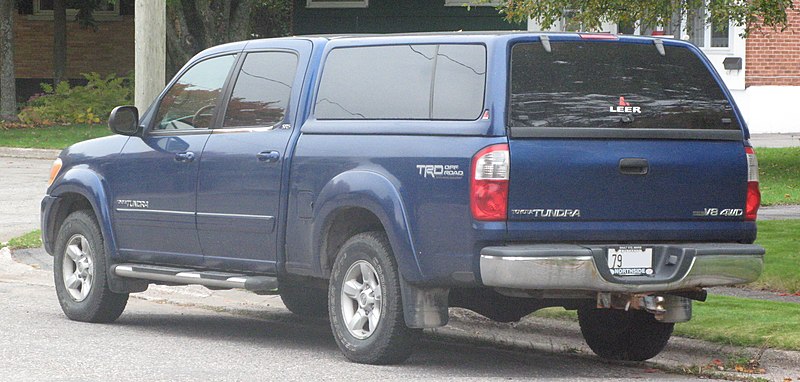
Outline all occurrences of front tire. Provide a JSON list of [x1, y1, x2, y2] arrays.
[[54, 210, 129, 323], [328, 232, 416, 364], [578, 308, 673, 361]]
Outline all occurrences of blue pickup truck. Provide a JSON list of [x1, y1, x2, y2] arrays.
[[42, 32, 764, 364]]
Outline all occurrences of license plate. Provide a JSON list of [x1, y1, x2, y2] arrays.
[[607, 246, 653, 276]]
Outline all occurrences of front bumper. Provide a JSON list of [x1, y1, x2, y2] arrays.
[[480, 243, 764, 293]]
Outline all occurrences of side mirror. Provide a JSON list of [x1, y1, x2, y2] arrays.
[[108, 106, 140, 136]]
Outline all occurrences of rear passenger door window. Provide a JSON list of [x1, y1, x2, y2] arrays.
[[315, 44, 486, 120], [223, 52, 299, 128]]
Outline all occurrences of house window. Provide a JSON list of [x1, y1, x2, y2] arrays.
[[614, 4, 730, 49], [686, 6, 730, 48], [34, 0, 120, 17], [638, 4, 730, 49], [560, 9, 583, 32], [306, 0, 368, 8]]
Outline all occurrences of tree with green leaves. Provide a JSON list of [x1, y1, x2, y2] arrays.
[[499, 0, 795, 36]]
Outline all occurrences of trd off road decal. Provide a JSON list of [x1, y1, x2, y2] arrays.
[[416, 164, 464, 180]]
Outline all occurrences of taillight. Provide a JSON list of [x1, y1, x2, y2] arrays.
[[471, 144, 509, 221], [745, 147, 760, 221]]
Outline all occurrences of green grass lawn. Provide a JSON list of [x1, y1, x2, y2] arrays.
[[754, 220, 800, 293], [757, 147, 800, 206], [0, 124, 111, 150], [533, 295, 800, 351], [3, 230, 42, 249], [675, 295, 800, 351]]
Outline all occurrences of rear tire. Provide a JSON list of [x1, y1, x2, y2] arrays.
[[328, 232, 417, 364], [578, 308, 673, 361], [54, 210, 129, 323]]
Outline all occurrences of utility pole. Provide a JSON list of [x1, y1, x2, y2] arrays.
[[134, 0, 166, 114]]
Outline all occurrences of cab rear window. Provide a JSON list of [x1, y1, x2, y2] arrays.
[[509, 41, 739, 130]]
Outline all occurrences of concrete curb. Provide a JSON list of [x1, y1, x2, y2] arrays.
[[0, 147, 60, 160]]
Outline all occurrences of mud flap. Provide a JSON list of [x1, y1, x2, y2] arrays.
[[400, 277, 449, 328]]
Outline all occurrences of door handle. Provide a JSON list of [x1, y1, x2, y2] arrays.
[[619, 158, 649, 175], [256, 150, 281, 163], [174, 151, 195, 163]]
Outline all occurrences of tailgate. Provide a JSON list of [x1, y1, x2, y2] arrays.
[[507, 139, 747, 222]]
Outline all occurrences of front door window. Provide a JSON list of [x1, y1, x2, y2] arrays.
[[154, 55, 237, 131]]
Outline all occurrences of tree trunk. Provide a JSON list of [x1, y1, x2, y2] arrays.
[[0, 0, 18, 121], [53, 0, 67, 87], [165, 0, 256, 79]]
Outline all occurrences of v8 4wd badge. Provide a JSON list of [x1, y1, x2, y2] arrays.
[[693, 208, 743, 217]]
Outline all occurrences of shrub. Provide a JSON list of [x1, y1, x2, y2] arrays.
[[18, 72, 133, 125]]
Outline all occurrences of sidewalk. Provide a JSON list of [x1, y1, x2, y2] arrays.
[[750, 133, 800, 148], [0, 146, 60, 160]]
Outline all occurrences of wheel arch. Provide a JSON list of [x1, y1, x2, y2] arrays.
[[45, 168, 118, 260], [312, 170, 423, 282]]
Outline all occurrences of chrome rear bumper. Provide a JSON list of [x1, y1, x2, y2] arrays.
[[479, 243, 764, 293]]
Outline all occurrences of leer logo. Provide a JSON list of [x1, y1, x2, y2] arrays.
[[609, 96, 641, 114]]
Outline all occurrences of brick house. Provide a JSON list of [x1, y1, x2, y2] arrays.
[[737, 4, 800, 134], [6, 0, 134, 103], [746, 10, 800, 88]]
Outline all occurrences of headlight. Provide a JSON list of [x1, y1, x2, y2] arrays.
[[47, 158, 63, 187]]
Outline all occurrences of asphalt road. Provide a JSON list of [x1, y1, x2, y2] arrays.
[[0, 156, 51, 242], [1, 251, 699, 382]]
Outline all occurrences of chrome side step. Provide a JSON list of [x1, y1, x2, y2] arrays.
[[113, 263, 278, 292]]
